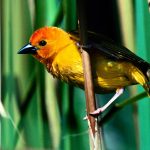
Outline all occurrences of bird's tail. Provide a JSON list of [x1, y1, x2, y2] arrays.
[[131, 66, 150, 96]]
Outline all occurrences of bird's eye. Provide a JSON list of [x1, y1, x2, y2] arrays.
[[39, 40, 47, 46]]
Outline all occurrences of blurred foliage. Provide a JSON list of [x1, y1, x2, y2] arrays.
[[1, 0, 150, 150], [136, 1, 150, 150]]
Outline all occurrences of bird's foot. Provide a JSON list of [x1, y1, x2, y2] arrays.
[[89, 107, 104, 117], [90, 88, 124, 117]]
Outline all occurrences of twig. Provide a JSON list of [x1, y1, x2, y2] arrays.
[[76, 0, 103, 149], [76, 0, 96, 135]]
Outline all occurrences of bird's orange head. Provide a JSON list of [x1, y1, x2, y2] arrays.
[[18, 27, 73, 63]]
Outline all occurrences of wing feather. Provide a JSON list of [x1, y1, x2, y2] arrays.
[[69, 31, 150, 74]]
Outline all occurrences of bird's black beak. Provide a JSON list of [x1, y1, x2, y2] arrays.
[[17, 43, 38, 54]]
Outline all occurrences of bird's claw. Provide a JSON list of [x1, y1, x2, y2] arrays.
[[83, 115, 88, 120], [83, 109, 103, 119], [89, 108, 103, 117]]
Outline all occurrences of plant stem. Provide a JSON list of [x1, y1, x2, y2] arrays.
[[76, 0, 96, 135], [76, 0, 104, 149]]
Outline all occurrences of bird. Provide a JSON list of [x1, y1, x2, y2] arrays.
[[18, 26, 150, 115]]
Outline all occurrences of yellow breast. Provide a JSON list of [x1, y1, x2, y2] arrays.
[[51, 43, 84, 87]]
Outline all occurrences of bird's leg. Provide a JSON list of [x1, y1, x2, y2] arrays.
[[90, 88, 124, 116]]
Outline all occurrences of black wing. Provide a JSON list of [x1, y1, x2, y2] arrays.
[[69, 31, 150, 75]]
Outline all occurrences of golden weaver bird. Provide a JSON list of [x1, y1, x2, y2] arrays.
[[18, 27, 150, 115]]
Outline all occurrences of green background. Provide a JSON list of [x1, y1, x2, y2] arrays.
[[1, 0, 150, 150]]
